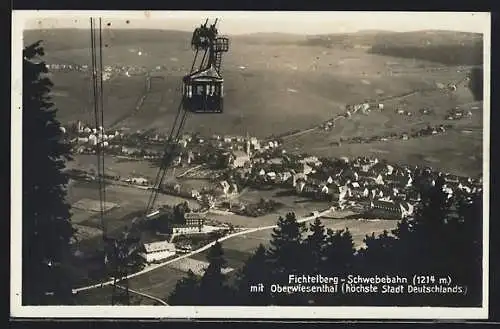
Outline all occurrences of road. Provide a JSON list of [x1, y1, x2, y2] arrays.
[[276, 86, 445, 141], [72, 207, 335, 294], [176, 164, 204, 178]]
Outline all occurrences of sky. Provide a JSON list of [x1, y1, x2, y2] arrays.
[[16, 11, 490, 35]]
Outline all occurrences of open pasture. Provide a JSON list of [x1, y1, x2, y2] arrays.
[[191, 214, 399, 270], [287, 129, 482, 177], [67, 155, 213, 192], [67, 180, 195, 244], [72, 198, 118, 213], [36, 28, 478, 138], [67, 154, 160, 180], [168, 257, 234, 276], [125, 265, 187, 301], [282, 86, 483, 176]]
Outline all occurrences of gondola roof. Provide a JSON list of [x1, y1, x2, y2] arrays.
[[184, 65, 223, 82]]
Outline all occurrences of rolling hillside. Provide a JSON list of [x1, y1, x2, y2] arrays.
[[24, 29, 482, 138]]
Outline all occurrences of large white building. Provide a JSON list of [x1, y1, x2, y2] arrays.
[[231, 150, 250, 168], [139, 241, 176, 263]]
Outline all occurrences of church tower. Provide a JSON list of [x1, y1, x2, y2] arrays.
[[245, 131, 251, 157]]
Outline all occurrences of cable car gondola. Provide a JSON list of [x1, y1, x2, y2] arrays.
[[183, 19, 228, 114], [183, 65, 224, 113]]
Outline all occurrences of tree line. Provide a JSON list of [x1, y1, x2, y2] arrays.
[[168, 181, 482, 306], [368, 43, 483, 66]]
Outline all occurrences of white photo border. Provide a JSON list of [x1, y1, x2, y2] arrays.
[[10, 10, 491, 320]]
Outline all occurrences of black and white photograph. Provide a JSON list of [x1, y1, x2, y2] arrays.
[[11, 10, 490, 319]]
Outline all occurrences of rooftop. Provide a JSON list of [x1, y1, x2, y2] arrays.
[[143, 241, 176, 253]]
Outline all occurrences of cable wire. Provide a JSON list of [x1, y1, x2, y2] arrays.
[[144, 43, 210, 216]]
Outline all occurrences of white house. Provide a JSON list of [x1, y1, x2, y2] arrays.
[[77, 137, 89, 144], [140, 241, 176, 263], [191, 189, 200, 199], [281, 171, 292, 184], [320, 185, 329, 194], [399, 202, 415, 218], [266, 171, 277, 181], [126, 177, 148, 185], [219, 180, 231, 195], [303, 163, 313, 175], [374, 174, 385, 185], [338, 185, 349, 201], [231, 151, 250, 168]]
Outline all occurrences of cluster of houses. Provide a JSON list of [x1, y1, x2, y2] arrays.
[[339, 124, 453, 145], [223, 150, 482, 220], [45, 63, 89, 72], [320, 102, 385, 131], [346, 102, 385, 116], [69, 121, 124, 153], [139, 210, 209, 263], [445, 107, 473, 121], [45, 63, 149, 78], [67, 122, 481, 222]]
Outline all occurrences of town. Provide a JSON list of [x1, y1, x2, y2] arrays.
[[62, 113, 482, 268]]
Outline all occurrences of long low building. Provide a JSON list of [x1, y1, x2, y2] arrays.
[[139, 240, 176, 263], [366, 200, 414, 220]]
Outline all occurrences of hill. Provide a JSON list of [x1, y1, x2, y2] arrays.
[[23, 28, 192, 52], [24, 28, 483, 65], [302, 30, 483, 65], [24, 28, 480, 140]]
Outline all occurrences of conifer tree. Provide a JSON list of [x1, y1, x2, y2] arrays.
[[266, 212, 307, 305], [304, 218, 327, 273], [167, 270, 200, 305], [323, 228, 356, 275], [22, 41, 75, 305], [199, 241, 232, 305], [235, 244, 272, 305], [267, 212, 306, 277]]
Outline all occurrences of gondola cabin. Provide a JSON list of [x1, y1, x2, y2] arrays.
[[183, 65, 224, 113]]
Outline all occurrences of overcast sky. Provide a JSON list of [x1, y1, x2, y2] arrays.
[[17, 11, 489, 35]]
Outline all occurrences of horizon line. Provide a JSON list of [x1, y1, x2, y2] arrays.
[[23, 27, 484, 36]]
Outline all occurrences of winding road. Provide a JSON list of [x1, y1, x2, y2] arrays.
[[72, 207, 335, 294]]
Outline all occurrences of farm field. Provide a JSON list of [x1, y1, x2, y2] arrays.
[[66, 154, 160, 179], [67, 180, 195, 251], [282, 86, 483, 176], [66, 154, 212, 190], [284, 128, 482, 177]]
